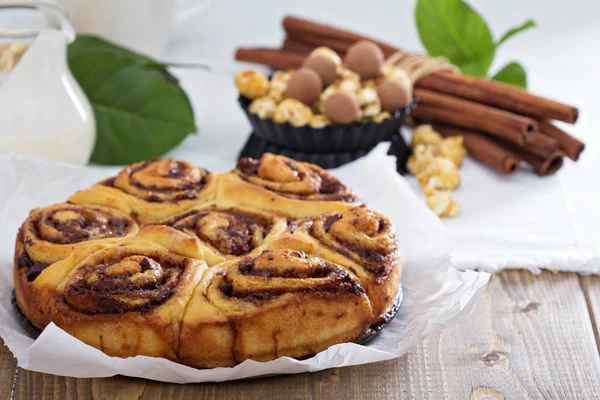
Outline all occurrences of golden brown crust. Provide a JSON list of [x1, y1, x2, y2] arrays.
[[267, 205, 402, 324], [14, 203, 139, 328], [179, 250, 373, 367], [46, 237, 205, 361], [69, 159, 217, 223], [139, 202, 287, 266], [216, 154, 360, 218]]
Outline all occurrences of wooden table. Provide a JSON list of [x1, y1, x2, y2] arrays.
[[3, 270, 600, 399]]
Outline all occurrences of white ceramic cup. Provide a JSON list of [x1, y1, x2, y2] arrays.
[[53, 0, 213, 58]]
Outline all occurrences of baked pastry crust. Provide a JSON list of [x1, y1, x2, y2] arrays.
[[14, 203, 139, 328], [45, 236, 205, 361], [69, 158, 217, 223], [13, 154, 402, 368], [178, 249, 372, 368], [266, 204, 401, 324], [217, 154, 360, 218], [139, 202, 288, 266]]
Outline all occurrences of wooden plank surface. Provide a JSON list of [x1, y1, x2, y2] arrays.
[[4, 271, 600, 399]]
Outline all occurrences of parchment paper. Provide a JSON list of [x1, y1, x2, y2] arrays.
[[0, 144, 489, 383]]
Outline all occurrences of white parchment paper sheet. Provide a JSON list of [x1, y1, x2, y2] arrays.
[[0, 145, 489, 383]]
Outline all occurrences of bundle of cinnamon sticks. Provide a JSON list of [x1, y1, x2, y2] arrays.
[[235, 16, 584, 176]]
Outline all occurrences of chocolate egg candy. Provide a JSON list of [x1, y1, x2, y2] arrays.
[[303, 54, 337, 87], [345, 40, 384, 80], [286, 68, 323, 106], [323, 92, 360, 124], [377, 79, 413, 112]]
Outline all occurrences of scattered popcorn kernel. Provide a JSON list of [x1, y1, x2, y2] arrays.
[[416, 156, 460, 190], [338, 78, 360, 94], [249, 96, 278, 119], [361, 100, 382, 119], [382, 65, 413, 91], [412, 124, 443, 149], [309, 114, 330, 128], [269, 69, 293, 102], [235, 69, 269, 99], [357, 87, 378, 106], [407, 144, 435, 175], [424, 188, 460, 218], [436, 136, 467, 167], [373, 111, 392, 123], [0, 43, 29, 73], [273, 98, 313, 127], [338, 68, 360, 84]]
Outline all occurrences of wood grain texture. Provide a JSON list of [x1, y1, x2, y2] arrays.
[[580, 276, 600, 349], [0, 340, 18, 400], [4, 271, 600, 400]]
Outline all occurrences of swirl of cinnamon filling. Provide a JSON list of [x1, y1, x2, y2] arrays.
[[161, 207, 275, 256], [308, 205, 399, 275], [236, 154, 357, 202], [17, 203, 138, 281], [105, 158, 212, 203], [64, 248, 191, 314], [207, 250, 364, 308]]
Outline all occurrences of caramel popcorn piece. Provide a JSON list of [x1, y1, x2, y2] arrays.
[[436, 136, 467, 167], [273, 99, 313, 127], [357, 87, 381, 120], [373, 111, 392, 123], [381, 65, 413, 91], [309, 114, 330, 128], [407, 144, 435, 175], [0, 43, 29, 73], [235, 69, 269, 99], [249, 96, 278, 119], [416, 156, 460, 190], [424, 188, 460, 218], [269, 69, 293, 102], [412, 124, 443, 149]]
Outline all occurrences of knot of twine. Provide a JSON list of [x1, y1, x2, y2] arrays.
[[384, 50, 460, 83]]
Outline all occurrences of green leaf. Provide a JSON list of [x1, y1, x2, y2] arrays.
[[460, 51, 495, 78], [68, 36, 195, 165], [491, 62, 527, 88], [415, 0, 495, 72], [496, 19, 536, 47]]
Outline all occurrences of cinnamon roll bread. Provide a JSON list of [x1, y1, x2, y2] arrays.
[[69, 158, 217, 223], [13, 154, 402, 368], [217, 153, 360, 218], [14, 203, 138, 327]]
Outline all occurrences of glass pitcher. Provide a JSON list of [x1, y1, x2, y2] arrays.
[[0, 2, 95, 165]]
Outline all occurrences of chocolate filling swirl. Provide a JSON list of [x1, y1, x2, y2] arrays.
[[106, 159, 211, 203], [162, 208, 274, 256], [64, 250, 189, 314], [212, 250, 364, 303], [236, 154, 357, 202], [309, 205, 399, 275], [17, 204, 137, 281]]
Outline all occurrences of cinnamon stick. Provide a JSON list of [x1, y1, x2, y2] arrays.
[[282, 37, 316, 54], [538, 120, 585, 161], [414, 89, 537, 146], [283, 16, 397, 57], [285, 32, 355, 57], [429, 122, 521, 174], [281, 15, 579, 124], [235, 48, 305, 70], [516, 149, 564, 176], [417, 73, 579, 124]]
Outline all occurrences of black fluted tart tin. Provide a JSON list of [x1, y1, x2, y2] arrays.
[[239, 133, 378, 169], [238, 94, 417, 153]]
